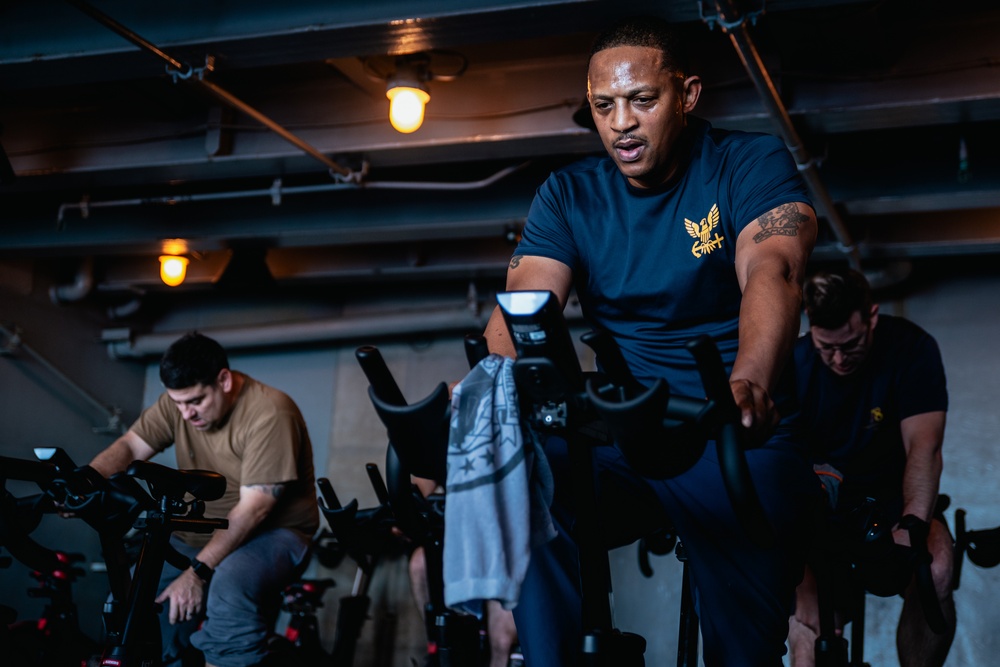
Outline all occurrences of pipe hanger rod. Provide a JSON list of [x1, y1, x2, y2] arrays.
[[64, 0, 360, 181], [707, 1, 861, 270]]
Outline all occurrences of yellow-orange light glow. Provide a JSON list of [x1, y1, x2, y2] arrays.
[[159, 255, 189, 287], [387, 86, 430, 133]]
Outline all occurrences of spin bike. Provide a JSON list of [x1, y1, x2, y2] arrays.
[[2, 462, 100, 667], [493, 290, 774, 667], [2, 446, 228, 667], [807, 492, 951, 667], [355, 341, 523, 667], [267, 467, 402, 667], [360, 289, 774, 667]]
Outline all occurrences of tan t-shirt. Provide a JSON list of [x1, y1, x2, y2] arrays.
[[132, 372, 319, 546]]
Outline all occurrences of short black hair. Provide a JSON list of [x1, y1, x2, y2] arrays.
[[803, 269, 873, 330], [159, 332, 229, 389], [589, 16, 689, 75]]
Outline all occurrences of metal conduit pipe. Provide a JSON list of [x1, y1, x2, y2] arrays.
[[49, 256, 94, 303], [706, 1, 862, 270], [105, 299, 586, 359], [64, 0, 361, 182], [55, 163, 530, 225], [105, 307, 488, 359], [107, 297, 144, 320]]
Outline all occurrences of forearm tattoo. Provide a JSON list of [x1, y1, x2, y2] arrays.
[[753, 203, 808, 243], [247, 483, 286, 499], [509, 255, 523, 270]]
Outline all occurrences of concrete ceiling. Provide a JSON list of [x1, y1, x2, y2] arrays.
[[2, 0, 1000, 312]]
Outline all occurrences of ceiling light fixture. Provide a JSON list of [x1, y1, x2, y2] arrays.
[[159, 238, 190, 287], [366, 51, 467, 134], [386, 55, 431, 134]]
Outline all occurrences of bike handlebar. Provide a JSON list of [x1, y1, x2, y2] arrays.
[[354, 300, 774, 549], [356, 345, 407, 407], [685, 335, 773, 548], [584, 332, 773, 548], [952, 508, 1000, 589], [0, 489, 66, 574], [356, 345, 450, 485]]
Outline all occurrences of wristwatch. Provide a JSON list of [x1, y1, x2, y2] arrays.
[[190, 557, 215, 585]]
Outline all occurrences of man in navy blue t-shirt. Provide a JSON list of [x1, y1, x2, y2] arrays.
[[789, 268, 955, 667], [481, 15, 819, 667]]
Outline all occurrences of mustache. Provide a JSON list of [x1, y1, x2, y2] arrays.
[[613, 133, 643, 146]]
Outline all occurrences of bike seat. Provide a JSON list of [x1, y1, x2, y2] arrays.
[[126, 460, 226, 502]]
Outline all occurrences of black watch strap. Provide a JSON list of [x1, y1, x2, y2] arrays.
[[190, 557, 214, 584]]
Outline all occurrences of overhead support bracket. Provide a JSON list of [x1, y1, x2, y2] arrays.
[[64, 0, 365, 183], [700, 0, 862, 270], [698, 0, 765, 31]]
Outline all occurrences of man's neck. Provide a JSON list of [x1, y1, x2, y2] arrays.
[[218, 371, 245, 425]]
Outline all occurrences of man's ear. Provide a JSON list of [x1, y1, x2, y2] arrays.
[[869, 303, 880, 328], [682, 75, 702, 112], [217, 368, 233, 392]]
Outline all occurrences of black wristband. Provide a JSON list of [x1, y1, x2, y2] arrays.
[[190, 557, 214, 584]]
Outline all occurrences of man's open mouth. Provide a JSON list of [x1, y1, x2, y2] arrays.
[[615, 141, 644, 162]]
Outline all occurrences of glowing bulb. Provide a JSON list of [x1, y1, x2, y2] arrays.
[[387, 86, 430, 133], [159, 255, 189, 287]]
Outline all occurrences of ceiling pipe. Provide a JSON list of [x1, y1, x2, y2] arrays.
[[701, 1, 862, 271], [105, 306, 490, 359], [103, 298, 586, 359], [55, 162, 530, 225], [107, 297, 144, 320], [49, 256, 94, 303], [64, 0, 362, 183]]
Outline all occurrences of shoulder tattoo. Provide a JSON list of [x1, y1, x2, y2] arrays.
[[752, 203, 808, 243], [509, 255, 523, 270], [247, 482, 286, 499]]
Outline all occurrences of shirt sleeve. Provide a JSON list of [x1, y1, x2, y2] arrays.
[[897, 331, 948, 419], [726, 134, 811, 234], [129, 392, 177, 453], [515, 175, 580, 270]]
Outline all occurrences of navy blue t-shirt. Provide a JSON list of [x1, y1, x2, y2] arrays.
[[794, 314, 948, 506], [517, 116, 811, 397]]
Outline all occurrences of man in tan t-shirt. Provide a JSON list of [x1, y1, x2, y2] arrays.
[[89, 332, 319, 667]]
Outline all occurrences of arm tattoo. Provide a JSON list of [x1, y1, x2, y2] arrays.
[[752, 203, 808, 243], [247, 483, 286, 499], [509, 255, 523, 270]]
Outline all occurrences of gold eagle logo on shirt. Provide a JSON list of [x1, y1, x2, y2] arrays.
[[685, 203, 725, 258]]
